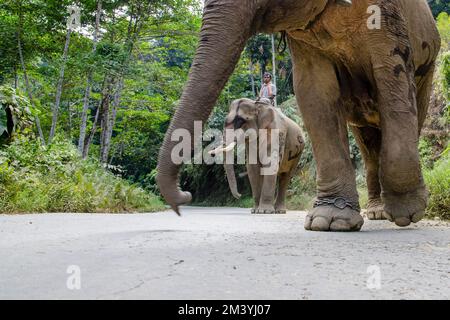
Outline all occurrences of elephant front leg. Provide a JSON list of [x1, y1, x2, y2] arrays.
[[247, 164, 262, 214], [290, 42, 363, 231], [373, 53, 427, 227], [255, 173, 277, 214]]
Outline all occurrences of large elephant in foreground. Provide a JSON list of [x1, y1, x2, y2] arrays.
[[210, 98, 304, 214], [156, 0, 441, 232]]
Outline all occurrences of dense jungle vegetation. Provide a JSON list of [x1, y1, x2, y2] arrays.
[[0, 0, 448, 218]]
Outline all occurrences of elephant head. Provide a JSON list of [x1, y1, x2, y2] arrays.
[[156, 0, 332, 214]]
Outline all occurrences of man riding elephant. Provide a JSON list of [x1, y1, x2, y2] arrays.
[[156, 0, 440, 232], [259, 72, 277, 106]]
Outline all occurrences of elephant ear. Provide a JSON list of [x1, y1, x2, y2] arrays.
[[257, 106, 275, 130]]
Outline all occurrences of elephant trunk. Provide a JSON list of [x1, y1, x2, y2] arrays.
[[225, 162, 242, 200], [156, 1, 256, 214]]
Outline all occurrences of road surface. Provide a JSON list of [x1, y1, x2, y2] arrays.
[[0, 207, 449, 299]]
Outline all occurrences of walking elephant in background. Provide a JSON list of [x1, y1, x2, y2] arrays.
[[156, 0, 441, 232], [209, 98, 304, 214]]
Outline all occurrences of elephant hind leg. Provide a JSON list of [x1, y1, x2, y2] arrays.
[[350, 125, 385, 220], [274, 170, 294, 214]]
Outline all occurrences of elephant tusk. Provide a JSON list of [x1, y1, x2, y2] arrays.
[[208, 142, 236, 155], [222, 142, 236, 152], [238, 171, 248, 178], [337, 0, 352, 6]]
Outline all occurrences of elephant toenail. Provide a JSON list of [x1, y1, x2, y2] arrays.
[[304, 216, 313, 230], [311, 217, 330, 231], [383, 212, 394, 222], [330, 220, 350, 231], [395, 217, 411, 227]]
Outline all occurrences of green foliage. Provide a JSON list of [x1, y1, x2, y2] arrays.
[[419, 138, 436, 168], [279, 96, 315, 171], [424, 148, 450, 220], [195, 196, 254, 209], [286, 172, 316, 210], [440, 51, 450, 122], [436, 12, 450, 50], [94, 42, 128, 76], [0, 86, 34, 143], [181, 161, 252, 205], [246, 34, 272, 74], [435, 12, 450, 123], [0, 9, 19, 83], [0, 136, 165, 213], [428, 1, 450, 18]]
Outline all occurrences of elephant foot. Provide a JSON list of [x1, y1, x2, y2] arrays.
[[365, 198, 386, 220], [382, 186, 428, 227], [254, 209, 276, 214], [305, 200, 364, 232], [275, 205, 287, 214], [253, 205, 276, 214]]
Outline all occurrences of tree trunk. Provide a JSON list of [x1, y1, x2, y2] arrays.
[[83, 73, 112, 159], [98, 3, 143, 163], [271, 34, 277, 107], [100, 78, 122, 164], [82, 105, 100, 159], [78, 0, 102, 153], [85, 1, 153, 161], [68, 101, 72, 139], [17, 29, 45, 145], [13, 65, 18, 89], [99, 89, 111, 163], [249, 60, 256, 97], [49, 27, 72, 143]]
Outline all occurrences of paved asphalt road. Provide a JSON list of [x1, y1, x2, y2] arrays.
[[0, 207, 449, 300]]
